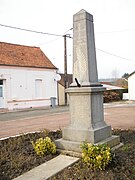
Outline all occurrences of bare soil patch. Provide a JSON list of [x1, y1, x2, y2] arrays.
[[0, 130, 61, 180], [0, 129, 135, 180], [50, 129, 135, 180]]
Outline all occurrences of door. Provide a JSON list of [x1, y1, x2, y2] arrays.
[[0, 85, 4, 108]]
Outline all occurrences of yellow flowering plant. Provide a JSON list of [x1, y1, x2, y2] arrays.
[[31, 137, 56, 156], [80, 142, 112, 170]]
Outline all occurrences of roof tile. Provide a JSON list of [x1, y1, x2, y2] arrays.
[[0, 42, 57, 69]]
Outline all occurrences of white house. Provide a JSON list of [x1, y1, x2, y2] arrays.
[[0, 42, 59, 110], [128, 71, 135, 100]]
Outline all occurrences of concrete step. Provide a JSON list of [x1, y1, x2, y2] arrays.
[[13, 155, 79, 180]]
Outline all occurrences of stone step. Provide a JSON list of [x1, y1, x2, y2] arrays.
[[13, 155, 79, 180]]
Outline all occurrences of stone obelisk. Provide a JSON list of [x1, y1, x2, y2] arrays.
[[56, 9, 120, 152]]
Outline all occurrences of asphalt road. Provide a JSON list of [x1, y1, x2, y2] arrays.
[[0, 102, 135, 122], [0, 102, 135, 139], [0, 106, 69, 121]]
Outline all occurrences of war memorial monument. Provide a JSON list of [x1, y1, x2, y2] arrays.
[[56, 9, 120, 152]]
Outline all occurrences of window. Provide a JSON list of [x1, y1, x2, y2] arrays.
[[0, 87, 3, 97], [35, 79, 43, 98], [0, 80, 3, 85]]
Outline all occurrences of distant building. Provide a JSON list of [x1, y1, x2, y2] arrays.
[[99, 78, 126, 91], [58, 76, 126, 105], [58, 74, 72, 105], [128, 71, 135, 100], [99, 78, 127, 101], [99, 78, 117, 85], [101, 83, 125, 91], [0, 42, 58, 110]]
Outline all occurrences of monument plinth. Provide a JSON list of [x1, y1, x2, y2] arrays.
[[56, 10, 120, 153]]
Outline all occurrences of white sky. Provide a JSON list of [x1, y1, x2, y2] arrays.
[[0, 0, 135, 78]]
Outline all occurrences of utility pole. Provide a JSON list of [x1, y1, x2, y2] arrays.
[[64, 34, 67, 105], [63, 34, 72, 106]]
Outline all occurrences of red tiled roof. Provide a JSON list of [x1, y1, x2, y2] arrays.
[[0, 42, 57, 69]]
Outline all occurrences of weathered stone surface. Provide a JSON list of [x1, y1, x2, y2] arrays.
[[56, 135, 120, 153], [56, 9, 120, 153], [71, 9, 99, 87]]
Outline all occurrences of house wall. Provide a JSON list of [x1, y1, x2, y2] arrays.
[[58, 83, 70, 106], [58, 84, 65, 105], [0, 66, 58, 110], [128, 73, 135, 100]]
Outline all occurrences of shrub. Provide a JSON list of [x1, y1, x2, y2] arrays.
[[31, 137, 56, 156], [80, 143, 112, 170], [103, 91, 121, 103]]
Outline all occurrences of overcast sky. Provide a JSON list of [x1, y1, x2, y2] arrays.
[[0, 0, 135, 78]]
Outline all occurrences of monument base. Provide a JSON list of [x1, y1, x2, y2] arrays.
[[62, 125, 112, 143], [55, 86, 120, 152], [55, 135, 120, 153]]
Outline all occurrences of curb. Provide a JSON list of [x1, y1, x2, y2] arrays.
[[13, 155, 79, 180]]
